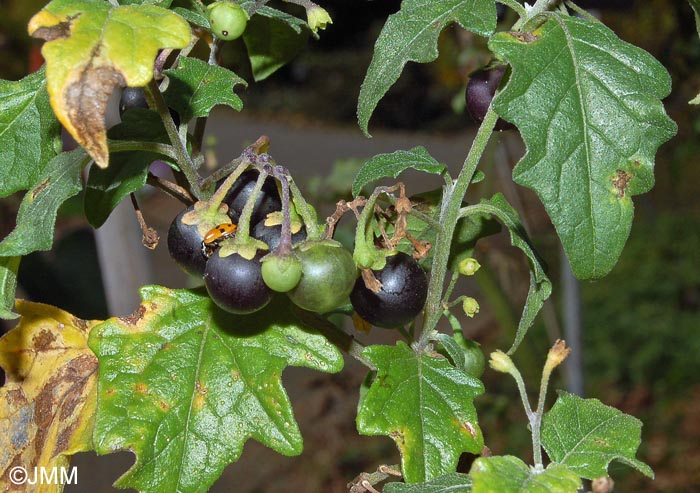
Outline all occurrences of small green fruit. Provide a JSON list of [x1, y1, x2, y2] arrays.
[[261, 254, 302, 293], [207, 1, 249, 41]]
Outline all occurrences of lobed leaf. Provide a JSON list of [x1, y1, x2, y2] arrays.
[[490, 14, 677, 279], [464, 194, 551, 354], [0, 257, 20, 320], [470, 456, 581, 493], [28, 0, 191, 168], [0, 67, 62, 198], [357, 342, 484, 483], [351, 147, 447, 197], [358, 0, 496, 135], [164, 57, 246, 122], [89, 287, 343, 493], [0, 148, 89, 257], [0, 301, 100, 490], [541, 391, 653, 479], [384, 472, 472, 492]]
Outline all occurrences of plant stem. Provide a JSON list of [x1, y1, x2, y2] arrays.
[[146, 79, 202, 199], [233, 167, 268, 239], [288, 178, 321, 239], [418, 108, 497, 349], [513, 0, 560, 30], [107, 140, 178, 161], [147, 173, 195, 204]]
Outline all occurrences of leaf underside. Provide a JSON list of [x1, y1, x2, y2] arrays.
[[490, 14, 676, 279], [357, 343, 484, 483], [89, 287, 343, 493], [384, 472, 472, 492]]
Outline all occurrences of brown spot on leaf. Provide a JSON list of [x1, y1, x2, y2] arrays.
[[594, 438, 609, 447], [31, 178, 50, 199], [72, 317, 88, 330], [461, 421, 478, 439], [31, 17, 75, 42], [134, 382, 149, 394], [6, 388, 28, 407], [105, 388, 117, 396], [510, 31, 539, 43], [33, 329, 57, 351], [54, 419, 78, 455], [390, 430, 405, 445], [120, 305, 146, 325], [158, 400, 169, 411], [612, 169, 632, 198], [64, 64, 126, 168]]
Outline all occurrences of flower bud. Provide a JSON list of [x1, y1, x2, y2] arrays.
[[307, 5, 332, 33], [458, 257, 481, 276], [462, 297, 480, 318], [544, 339, 571, 372], [489, 350, 515, 374]]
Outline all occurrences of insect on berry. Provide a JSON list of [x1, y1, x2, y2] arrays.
[[202, 223, 238, 257]]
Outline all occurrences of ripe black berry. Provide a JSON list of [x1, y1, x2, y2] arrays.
[[219, 170, 282, 225], [167, 206, 207, 276], [204, 250, 272, 314], [252, 220, 307, 252], [119, 87, 181, 126], [465, 65, 515, 131], [350, 252, 428, 328]]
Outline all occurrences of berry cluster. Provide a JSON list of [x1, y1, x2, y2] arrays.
[[167, 168, 429, 329]]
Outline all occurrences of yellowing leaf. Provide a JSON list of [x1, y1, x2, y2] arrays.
[[0, 301, 101, 492], [28, 0, 191, 168]]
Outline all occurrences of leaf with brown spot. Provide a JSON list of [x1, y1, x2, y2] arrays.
[[88, 286, 343, 493], [357, 342, 484, 483], [0, 300, 101, 492], [28, 0, 191, 168]]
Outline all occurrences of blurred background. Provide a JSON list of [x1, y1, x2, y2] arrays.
[[1, 0, 699, 491]]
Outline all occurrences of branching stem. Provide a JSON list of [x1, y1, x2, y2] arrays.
[[418, 107, 497, 349]]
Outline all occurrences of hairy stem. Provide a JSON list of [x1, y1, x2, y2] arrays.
[[107, 140, 178, 161], [288, 178, 321, 239], [146, 79, 202, 199], [418, 108, 498, 348]]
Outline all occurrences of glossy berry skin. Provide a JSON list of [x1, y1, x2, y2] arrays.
[[350, 252, 428, 328], [219, 170, 281, 225], [288, 241, 357, 313], [204, 250, 272, 314], [252, 220, 306, 252], [119, 87, 148, 116], [119, 86, 181, 126], [167, 207, 207, 276], [207, 1, 249, 41], [465, 65, 515, 131]]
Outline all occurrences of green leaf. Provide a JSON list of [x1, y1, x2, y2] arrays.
[[358, 0, 496, 135], [238, 1, 308, 35], [541, 391, 654, 479], [0, 67, 61, 198], [384, 472, 472, 493], [172, 6, 209, 28], [85, 109, 171, 228], [0, 148, 89, 257], [242, 13, 309, 81], [357, 342, 484, 483], [436, 334, 485, 379], [490, 15, 677, 279], [29, 0, 190, 168], [464, 194, 551, 354], [470, 456, 581, 493], [689, 0, 700, 103], [89, 287, 343, 493], [352, 147, 447, 197], [0, 256, 20, 320], [164, 57, 246, 122]]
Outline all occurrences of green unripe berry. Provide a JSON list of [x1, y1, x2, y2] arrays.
[[207, 1, 249, 41], [261, 254, 302, 293], [458, 257, 481, 276]]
